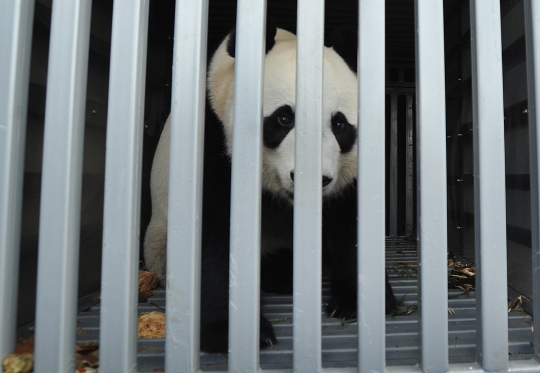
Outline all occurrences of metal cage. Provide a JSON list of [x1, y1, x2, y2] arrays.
[[2, 0, 540, 372]]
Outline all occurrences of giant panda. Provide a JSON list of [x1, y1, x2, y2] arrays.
[[144, 23, 398, 353]]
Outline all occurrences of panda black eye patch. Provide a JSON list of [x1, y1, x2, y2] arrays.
[[263, 105, 295, 149], [331, 112, 356, 153]]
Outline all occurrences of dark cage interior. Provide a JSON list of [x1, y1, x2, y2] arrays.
[[13, 0, 536, 368]]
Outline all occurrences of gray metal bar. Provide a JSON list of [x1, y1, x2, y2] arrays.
[[470, 0, 509, 371], [33, 1, 92, 372], [524, 0, 540, 363], [99, 1, 149, 372], [405, 94, 414, 235], [414, 0, 449, 371], [228, 0, 266, 371], [165, 0, 208, 371], [389, 94, 398, 236], [293, 0, 324, 371], [357, 1, 386, 371], [0, 0, 34, 361]]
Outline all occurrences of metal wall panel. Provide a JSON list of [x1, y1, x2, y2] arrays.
[[228, 0, 267, 371], [405, 95, 414, 234], [0, 0, 34, 361], [470, 0, 509, 370], [33, 1, 92, 372], [389, 95, 399, 235], [99, 1, 149, 372]]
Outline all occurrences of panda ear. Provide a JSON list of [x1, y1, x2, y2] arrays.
[[226, 20, 278, 58], [331, 26, 358, 73]]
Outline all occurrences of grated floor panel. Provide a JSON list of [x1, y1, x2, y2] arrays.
[[76, 237, 535, 371]]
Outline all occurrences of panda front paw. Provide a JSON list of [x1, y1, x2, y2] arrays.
[[325, 277, 400, 319], [200, 316, 277, 353], [325, 293, 357, 319], [200, 320, 229, 353]]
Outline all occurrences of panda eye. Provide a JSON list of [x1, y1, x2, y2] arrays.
[[277, 114, 291, 126], [334, 121, 346, 131]]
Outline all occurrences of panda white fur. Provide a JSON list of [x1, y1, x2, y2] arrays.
[[144, 24, 397, 353]]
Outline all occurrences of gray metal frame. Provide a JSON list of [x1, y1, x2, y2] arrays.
[[293, 0, 325, 371], [33, 1, 92, 372], [357, 1, 386, 371], [227, 0, 267, 370], [389, 95, 399, 236], [99, 1, 149, 372], [525, 0, 540, 365], [165, 0, 209, 371], [415, 0, 449, 370], [405, 94, 414, 235], [0, 0, 34, 362], [4, 0, 540, 372], [470, 1, 509, 370]]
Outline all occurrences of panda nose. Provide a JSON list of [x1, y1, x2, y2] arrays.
[[290, 172, 333, 187]]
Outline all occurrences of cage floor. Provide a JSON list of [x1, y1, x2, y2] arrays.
[[76, 237, 534, 371]]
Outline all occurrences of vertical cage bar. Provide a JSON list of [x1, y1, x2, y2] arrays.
[[470, 0, 509, 370], [357, 1, 386, 371], [525, 0, 540, 362], [165, 0, 209, 371], [414, 0, 449, 371], [389, 94, 398, 236], [293, 0, 324, 371], [99, 1, 149, 372], [0, 0, 34, 361], [33, 1, 92, 372], [228, 0, 267, 371], [405, 95, 414, 235]]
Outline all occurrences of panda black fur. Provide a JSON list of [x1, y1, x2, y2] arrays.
[[144, 24, 398, 353]]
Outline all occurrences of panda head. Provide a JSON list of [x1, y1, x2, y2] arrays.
[[208, 25, 358, 203]]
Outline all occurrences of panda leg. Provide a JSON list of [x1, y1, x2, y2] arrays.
[[200, 316, 277, 353], [199, 245, 277, 353], [385, 271, 399, 313], [143, 217, 168, 283], [324, 244, 399, 319], [325, 250, 358, 319], [260, 248, 294, 294]]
